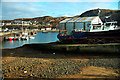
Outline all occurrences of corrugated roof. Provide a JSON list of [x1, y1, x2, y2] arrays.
[[60, 18, 72, 23], [68, 17, 80, 22], [76, 17, 88, 22], [60, 16, 97, 23]]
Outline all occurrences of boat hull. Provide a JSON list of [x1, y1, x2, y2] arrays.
[[57, 29, 120, 43]]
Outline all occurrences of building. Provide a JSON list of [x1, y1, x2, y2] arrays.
[[59, 16, 103, 35]]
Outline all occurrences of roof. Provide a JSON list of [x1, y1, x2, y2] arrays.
[[60, 16, 98, 23]]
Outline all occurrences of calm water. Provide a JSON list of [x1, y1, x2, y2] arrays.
[[2, 32, 59, 49]]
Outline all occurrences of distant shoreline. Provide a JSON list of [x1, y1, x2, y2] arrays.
[[37, 30, 59, 32]]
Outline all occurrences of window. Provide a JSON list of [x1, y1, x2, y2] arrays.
[[92, 25, 101, 30]]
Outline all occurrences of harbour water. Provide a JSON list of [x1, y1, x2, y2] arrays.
[[2, 32, 59, 49]]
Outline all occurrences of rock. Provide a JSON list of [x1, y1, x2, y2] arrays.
[[39, 74, 42, 77], [53, 53, 55, 54], [30, 74, 33, 77], [24, 71, 27, 73]]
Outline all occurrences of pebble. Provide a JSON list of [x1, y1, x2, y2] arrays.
[[2, 57, 120, 78], [10, 53, 14, 54], [30, 74, 33, 76], [24, 71, 27, 73], [53, 53, 55, 54]]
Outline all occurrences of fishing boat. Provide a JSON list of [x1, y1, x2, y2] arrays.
[[57, 16, 120, 43], [8, 36, 14, 41], [42, 30, 48, 33]]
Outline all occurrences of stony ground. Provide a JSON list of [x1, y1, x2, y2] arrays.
[[1, 45, 120, 79]]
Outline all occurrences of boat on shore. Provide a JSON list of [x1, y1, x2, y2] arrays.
[[57, 16, 120, 43]]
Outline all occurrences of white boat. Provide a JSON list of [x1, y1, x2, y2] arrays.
[[29, 36, 35, 39], [8, 37, 14, 40], [22, 32, 28, 36], [42, 30, 48, 33]]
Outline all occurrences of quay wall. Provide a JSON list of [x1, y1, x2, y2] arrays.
[[20, 43, 120, 56]]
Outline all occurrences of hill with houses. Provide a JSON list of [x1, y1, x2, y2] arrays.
[[0, 16, 71, 29], [1, 9, 120, 30]]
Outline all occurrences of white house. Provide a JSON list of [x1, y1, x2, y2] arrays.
[[59, 16, 103, 35], [41, 28, 45, 31], [46, 27, 51, 30]]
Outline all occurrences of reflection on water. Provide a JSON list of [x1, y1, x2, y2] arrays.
[[2, 32, 59, 49]]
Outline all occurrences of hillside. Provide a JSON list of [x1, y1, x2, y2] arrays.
[[31, 16, 71, 28], [78, 9, 120, 25], [2, 9, 120, 28], [1, 16, 71, 28]]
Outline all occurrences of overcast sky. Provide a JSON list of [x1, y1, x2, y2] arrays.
[[1, 0, 119, 20]]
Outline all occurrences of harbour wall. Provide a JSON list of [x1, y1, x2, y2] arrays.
[[19, 43, 120, 56]]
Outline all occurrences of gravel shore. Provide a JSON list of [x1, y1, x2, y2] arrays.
[[2, 43, 120, 79]]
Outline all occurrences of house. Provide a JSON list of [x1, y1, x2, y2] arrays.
[[59, 16, 103, 35], [41, 28, 46, 31], [46, 27, 51, 30]]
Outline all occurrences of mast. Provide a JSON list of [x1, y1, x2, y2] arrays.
[[98, 8, 101, 17], [22, 18, 23, 32]]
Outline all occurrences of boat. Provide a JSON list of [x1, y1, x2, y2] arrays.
[[4, 36, 9, 40], [21, 35, 29, 40], [57, 16, 120, 43], [33, 32, 37, 35], [42, 30, 48, 33], [22, 32, 28, 36], [29, 36, 35, 39], [8, 37, 14, 40]]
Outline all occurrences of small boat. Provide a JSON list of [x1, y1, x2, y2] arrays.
[[8, 37, 14, 40], [42, 30, 48, 33], [33, 32, 37, 35], [22, 32, 28, 36], [4, 36, 9, 40], [21, 36, 29, 40], [29, 36, 35, 39], [14, 36, 18, 40]]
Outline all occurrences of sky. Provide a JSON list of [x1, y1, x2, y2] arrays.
[[1, 0, 120, 20]]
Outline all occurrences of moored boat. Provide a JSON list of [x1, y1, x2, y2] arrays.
[[29, 36, 35, 39], [57, 16, 120, 43], [42, 30, 48, 33]]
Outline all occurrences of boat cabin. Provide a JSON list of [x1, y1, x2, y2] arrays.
[[59, 16, 103, 35], [104, 21, 118, 30]]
